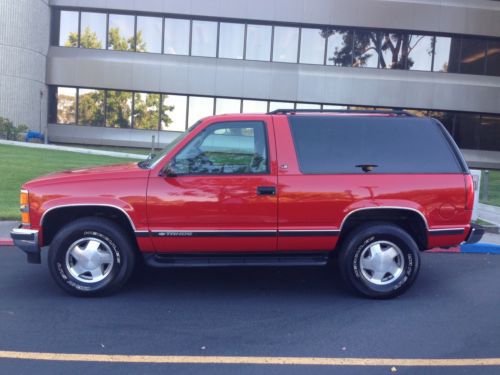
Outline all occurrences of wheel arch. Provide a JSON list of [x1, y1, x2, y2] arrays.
[[338, 207, 428, 251]]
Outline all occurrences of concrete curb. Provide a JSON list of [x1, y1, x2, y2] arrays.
[[0, 139, 144, 159], [0, 239, 13, 246]]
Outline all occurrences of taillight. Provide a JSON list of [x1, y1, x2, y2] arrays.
[[20, 189, 30, 225], [465, 175, 474, 211]]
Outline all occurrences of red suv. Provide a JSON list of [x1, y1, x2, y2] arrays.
[[11, 110, 483, 298]]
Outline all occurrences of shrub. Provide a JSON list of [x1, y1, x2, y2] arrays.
[[0, 117, 30, 141]]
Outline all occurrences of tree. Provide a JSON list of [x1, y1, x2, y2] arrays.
[[65, 27, 102, 49]]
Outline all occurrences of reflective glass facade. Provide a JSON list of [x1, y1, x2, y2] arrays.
[[54, 8, 500, 76]]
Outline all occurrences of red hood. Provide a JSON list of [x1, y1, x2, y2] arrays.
[[23, 162, 148, 189]]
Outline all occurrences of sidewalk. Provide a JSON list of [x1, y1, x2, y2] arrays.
[[477, 203, 500, 227]]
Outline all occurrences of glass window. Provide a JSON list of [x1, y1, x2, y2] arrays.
[[407, 35, 433, 71], [380, 32, 414, 69], [191, 20, 217, 57], [78, 89, 105, 126], [353, 30, 380, 68], [218, 23, 244, 59], [106, 90, 132, 128], [486, 40, 500, 76], [289, 116, 463, 174], [80, 12, 106, 49], [299, 28, 325, 64], [325, 28, 352, 67], [479, 115, 500, 151], [323, 104, 348, 110], [272, 26, 299, 63], [242, 100, 268, 113], [215, 98, 241, 114], [245, 24, 272, 61], [162, 94, 188, 132], [433, 36, 451, 72], [460, 38, 486, 75], [133, 93, 160, 130], [454, 113, 480, 149], [188, 96, 214, 126], [296, 103, 321, 110], [171, 121, 269, 175], [108, 14, 135, 51], [136, 16, 162, 53], [59, 11, 79, 47], [56, 87, 76, 124], [164, 18, 190, 55], [269, 101, 294, 112]]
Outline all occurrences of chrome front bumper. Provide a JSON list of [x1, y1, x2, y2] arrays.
[[10, 227, 41, 264]]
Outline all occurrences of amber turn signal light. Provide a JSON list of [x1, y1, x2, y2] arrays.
[[20, 190, 30, 225]]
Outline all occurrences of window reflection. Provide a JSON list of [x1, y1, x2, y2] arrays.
[[242, 100, 268, 113], [215, 98, 241, 114], [164, 18, 190, 55], [133, 93, 160, 129], [433, 36, 451, 72], [324, 28, 352, 66], [296, 103, 321, 110], [56, 87, 76, 123], [218, 23, 245, 59], [300, 28, 325, 64], [191, 20, 217, 57], [323, 104, 348, 110], [272, 26, 299, 63], [106, 90, 132, 128], [354, 30, 380, 68], [80, 12, 106, 49], [137, 16, 162, 53], [59, 11, 79, 47], [486, 40, 500, 76], [460, 38, 486, 75], [108, 14, 135, 51], [246, 24, 272, 61], [78, 89, 105, 126], [407, 35, 433, 71], [162, 95, 187, 132], [380, 32, 408, 69], [269, 101, 294, 111], [188, 96, 214, 126], [479, 115, 500, 151]]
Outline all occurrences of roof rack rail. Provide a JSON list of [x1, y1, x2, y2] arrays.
[[267, 109, 415, 116]]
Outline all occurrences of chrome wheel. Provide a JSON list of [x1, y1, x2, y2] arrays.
[[359, 240, 405, 286], [65, 237, 114, 284]]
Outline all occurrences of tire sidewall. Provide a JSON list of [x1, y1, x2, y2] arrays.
[[341, 225, 420, 298], [49, 219, 132, 296]]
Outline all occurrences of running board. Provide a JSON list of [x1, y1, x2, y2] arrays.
[[143, 252, 329, 268]]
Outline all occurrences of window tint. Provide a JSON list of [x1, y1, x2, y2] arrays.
[[191, 20, 217, 57], [486, 40, 500, 76], [246, 24, 272, 61], [299, 28, 325, 64], [164, 18, 190, 55], [108, 14, 135, 51], [272, 26, 299, 63], [137, 16, 162, 53], [56, 87, 76, 123], [78, 88, 105, 126], [172, 121, 269, 175], [80, 12, 106, 49], [325, 28, 352, 66], [59, 11, 79, 47], [460, 38, 486, 75], [289, 116, 462, 174], [218, 23, 245, 59]]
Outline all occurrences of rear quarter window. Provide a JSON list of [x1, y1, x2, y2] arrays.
[[288, 116, 463, 174]]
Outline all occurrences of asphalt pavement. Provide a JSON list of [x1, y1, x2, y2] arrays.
[[0, 246, 499, 374]]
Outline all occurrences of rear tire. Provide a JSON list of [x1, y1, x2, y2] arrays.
[[338, 223, 420, 299], [48, 217, 135, 296]]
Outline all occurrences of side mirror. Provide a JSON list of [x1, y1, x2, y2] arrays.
[[160, 164, 177, 178]]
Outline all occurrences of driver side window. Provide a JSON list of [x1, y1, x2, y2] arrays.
[[170, 121, 269, 175]]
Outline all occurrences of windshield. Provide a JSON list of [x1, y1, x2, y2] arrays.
[[141, 120, 202, 169]]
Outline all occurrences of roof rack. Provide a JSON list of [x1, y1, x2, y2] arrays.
[[267, 109, 415, 116]]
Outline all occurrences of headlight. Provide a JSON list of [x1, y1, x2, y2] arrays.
[[20, 189, 30, 225]]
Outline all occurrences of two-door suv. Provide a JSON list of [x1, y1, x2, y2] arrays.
[[11, 110, 483, 298]]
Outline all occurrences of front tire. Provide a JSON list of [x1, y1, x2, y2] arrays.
[[338, 223, 420, 299], [48, 217, 135, 296]]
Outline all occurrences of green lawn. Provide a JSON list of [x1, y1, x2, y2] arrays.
[[480, 170, 500, 207], [0, 144, 139, 220], [53, 143, 153, 155]]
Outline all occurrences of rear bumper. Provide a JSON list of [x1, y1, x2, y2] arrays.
[[10, 228, 41, 264], [464, 224, 485, 244]]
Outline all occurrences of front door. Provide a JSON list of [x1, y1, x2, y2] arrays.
[[147, 119, 278, 252]]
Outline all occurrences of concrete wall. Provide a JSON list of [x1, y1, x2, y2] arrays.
[[0, 0, 50, 132], [50, 0, 500, 38]]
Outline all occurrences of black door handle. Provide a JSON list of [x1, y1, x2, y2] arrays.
[[257, 186, 276, 195]]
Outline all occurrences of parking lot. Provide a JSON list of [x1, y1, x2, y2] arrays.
[[0, 247, 499, 374]]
